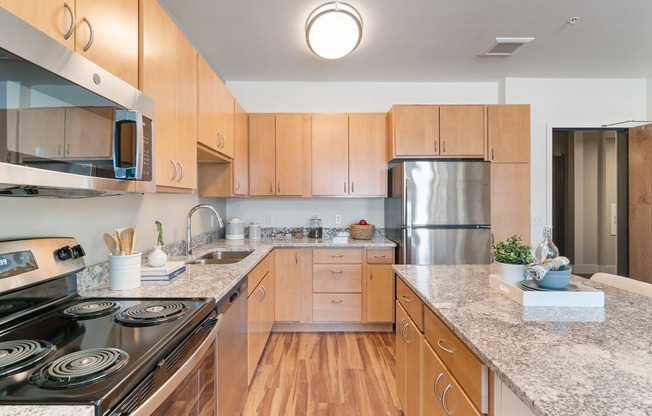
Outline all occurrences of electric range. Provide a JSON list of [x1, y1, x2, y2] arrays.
[[0, 237, 217, 415]]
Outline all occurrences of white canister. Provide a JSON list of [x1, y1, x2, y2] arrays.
[[147, 246, 168, 267], [109, 252, 142, 290], [249, 222, 261, 240], [226, 219, 245, 240]]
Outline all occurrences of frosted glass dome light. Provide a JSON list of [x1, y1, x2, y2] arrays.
[[306, 2, 363, 60]]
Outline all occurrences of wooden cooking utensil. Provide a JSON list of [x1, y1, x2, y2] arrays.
[[115, 230, 124, 254], [103, 233, 120, 256], [120, 227, 136, 255]]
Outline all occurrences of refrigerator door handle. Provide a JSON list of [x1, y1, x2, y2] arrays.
[[404, 177, 411, 227]]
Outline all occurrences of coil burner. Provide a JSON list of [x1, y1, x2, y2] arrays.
[[30, 348, 128, 388], [0, 340, 55, 378], [62, 300, 121, 319], [114, 301, 189, 326]]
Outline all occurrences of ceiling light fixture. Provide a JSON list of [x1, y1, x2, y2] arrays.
[[305, 2, 363, 60]]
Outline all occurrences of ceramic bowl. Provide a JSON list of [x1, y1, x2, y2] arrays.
[[536, 265, 572, 290]]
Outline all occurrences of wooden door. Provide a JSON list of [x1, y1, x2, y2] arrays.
[[276, 114, 310, 196], [173, 28, 198, 190], [366, 264, 394, 322], [233, 101, 249, 196], [249, 114, 276, 196], [197, 56, 220, 151], [491, 163, 531, 243], [393, 105, 440, 157], [64, 107, 113, 158], [349, 113, 387, 196], [395, 301, 408, 412], [18, 108, 65, 159], [140, 0, 177, 188], [260, 266, 275, 343], [487, 105, 530, 163], [274, 249, 302, 322], [0, 1, 74, 48], [629, 124, 652, 283], [215, 79, 235, 158], [311, 114, 349, 196], [247, 284, 262, 383], [75, 0, 139, 87], [439, 105, 485, 157], [422, 339, 447, 416]]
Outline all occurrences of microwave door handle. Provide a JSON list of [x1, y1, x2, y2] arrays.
[[115, 110, 145, 180]]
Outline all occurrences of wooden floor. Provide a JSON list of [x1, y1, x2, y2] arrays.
[[243, 332, 402, 416]]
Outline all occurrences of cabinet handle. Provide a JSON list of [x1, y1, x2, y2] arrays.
[[258, 286, 266, 301], [169, 159, 178, 181], [491, 147, 495, 161], [235, 179, 240, 191], [344, 182, 347, 193], [434, 141, 439, 153], [277, 183, 281, 194], [400, 295, 412, 303], [56, 144, 62, 156], [63, 3, 75, 40], [434, 373, 444, 401], [437, 339, 455, 354], [330, 270, 344, 275], [269, 183, 274, 194], [65, 143, 70, 155], [441, 385, 453, 416], [295, 252, 298, 263], [369, 270, 373, 280], [176, 161, 184, 182], [403, 322, 412, 344], [398, 317, 407, 337], [331, 299, 344, 304], [374, 255, 387, 258], [351, 182, 354, 193], [331, 254, 344, 258], [81, 17, 94, 52], [442, 140, 446, 153]]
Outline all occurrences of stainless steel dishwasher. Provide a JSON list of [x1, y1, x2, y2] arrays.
[[216, 278, 248, 416]]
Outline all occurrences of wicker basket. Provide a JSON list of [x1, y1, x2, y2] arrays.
[[350, 224, 375, 240]]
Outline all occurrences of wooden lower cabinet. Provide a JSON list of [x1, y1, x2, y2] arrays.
[[247, 267, 274, 384], [365, 249, 395, 322], [395, 301, 422, 416], [274, 248, 311, 323], [312, 293, 361, 322], [422, 338, 481, 416]]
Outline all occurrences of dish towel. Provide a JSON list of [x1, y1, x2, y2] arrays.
[[526, 256, 570, 281]]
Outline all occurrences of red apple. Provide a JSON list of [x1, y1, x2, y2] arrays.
[[358, 219, 368, 225]]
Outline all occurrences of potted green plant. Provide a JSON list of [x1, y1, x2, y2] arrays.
[[293, 227, 304, 238], [147, 220, 168, 267], [491, 235, 534, 283]]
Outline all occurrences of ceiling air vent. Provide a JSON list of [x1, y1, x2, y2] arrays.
[[478, 37, 534, 56]]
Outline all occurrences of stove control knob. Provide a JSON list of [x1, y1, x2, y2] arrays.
[[71, 244, 86, 259], [56, 246, 74, 261]]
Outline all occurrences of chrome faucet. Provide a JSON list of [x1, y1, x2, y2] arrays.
[[186, 204, 224, 255]]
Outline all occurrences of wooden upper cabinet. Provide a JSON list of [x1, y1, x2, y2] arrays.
[[197, 56, 234, 159], [439, 105, 485, 157], [312, 114, 349, 196], [216, 80, 235, 159], [349, 114, 386, 196], [275, 114, 310, 196], [249, 114, 277, 196], [491, 163, 530, 243], [1, 0, 139, 87], [487, 104, 531, 163], [390, 105, 440, 157], [233, 101, 249, 196]]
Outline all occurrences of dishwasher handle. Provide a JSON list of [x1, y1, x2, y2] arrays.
[[229, 289, 240, 304]]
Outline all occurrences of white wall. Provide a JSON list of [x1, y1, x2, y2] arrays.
[[0, 193, 226, 265], [504, 78, 647, 244]]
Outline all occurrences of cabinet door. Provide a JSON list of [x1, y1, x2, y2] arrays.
[[393, 105, 439, 157], [276, 114, 310, 196], [311, 114, 349, 196], [487, 105, 530, 163], [75, 0, 139, 87], [395, 301, 408, 411], [18, 108, 65, 159], [404, 312, 422, 416], [197, 56, 220, 151], [366, 264, 394, 322], [422, 338, 447, 416], [491, 163, 530, 242], [215, 79, 235, 158], [260, 269, 274, 345], [247, 286, 262, 384], [0, 1, 74, 48], [249, 114, 276, 196], [439, 105, 485, 157], [64, 107, 113, 158], [274, 249, 302, 322], [233, 101, 249, 196], [173, 29, 198, 189], [349, 114, 387, 196]]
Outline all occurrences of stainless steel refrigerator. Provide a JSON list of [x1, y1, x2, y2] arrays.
[[385, 161, 491, 264]]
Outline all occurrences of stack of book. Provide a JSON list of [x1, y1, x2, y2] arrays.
[[141, 261, 186, 281]]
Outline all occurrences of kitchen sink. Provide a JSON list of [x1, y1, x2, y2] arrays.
[[192, 250, 253, 265]]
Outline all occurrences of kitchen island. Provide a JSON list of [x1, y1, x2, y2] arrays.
[[394, 264, 652, 416]]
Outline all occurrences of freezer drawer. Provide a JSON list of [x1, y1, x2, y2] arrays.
[[403, 228, 491, 265]]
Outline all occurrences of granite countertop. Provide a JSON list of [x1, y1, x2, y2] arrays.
[[393, 264, 652, 416], [81, 236, 394, 301]]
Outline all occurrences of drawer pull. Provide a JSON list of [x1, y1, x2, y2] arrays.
[[373, 255, 387, 258], [330, 254, 344, 258], [330, 299, 344, 304], [441, 385, 453, 416], [330, 270, 344, 274], [400, 295, 412, 303], [437, 339, 455, 354], [434, 373, 444, 401]]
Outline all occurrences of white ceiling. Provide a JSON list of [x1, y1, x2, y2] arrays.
[[158, 0, 652, 83]]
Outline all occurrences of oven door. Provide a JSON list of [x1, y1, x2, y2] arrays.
[[127, 315, 221, 416]]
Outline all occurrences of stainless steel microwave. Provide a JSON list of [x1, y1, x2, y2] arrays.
[[0, 8, 155, 197]]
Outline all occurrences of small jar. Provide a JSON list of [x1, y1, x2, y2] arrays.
[[308, 217, 323, 238]]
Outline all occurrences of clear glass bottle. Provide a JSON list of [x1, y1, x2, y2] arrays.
[[534, 225, 559, 263]]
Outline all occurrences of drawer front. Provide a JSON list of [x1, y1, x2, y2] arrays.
[[313, 294, 362, 322], [313, 264, 362, 293], [366, 248, 394, 264], [425, 307, 487, 413], [396, 277, 423, 331], [247, 253, 271, 297], [313, 249, 362, 264]]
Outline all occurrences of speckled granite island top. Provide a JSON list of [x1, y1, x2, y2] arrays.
[[81, 237, 394, 301], [393, 264, 652, 416]]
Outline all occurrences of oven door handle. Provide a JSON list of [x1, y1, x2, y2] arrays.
[[129, 314, 222, 416]]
